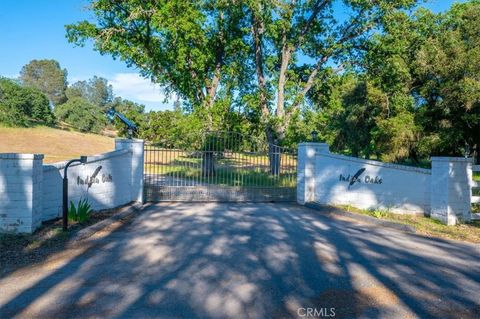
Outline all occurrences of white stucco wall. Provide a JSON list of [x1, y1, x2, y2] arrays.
[[314, 152, 431, 214], [41, 149, 133, 221], [115, 139, 144, 203], [0, 139, 144, 233], [430, 157, 472, 225], [297, 143, 329, 205], [298, 143, 474, 223], [0, 154, 44, 233]]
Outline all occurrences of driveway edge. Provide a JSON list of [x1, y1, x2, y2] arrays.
[[70, 202, 143, 241], [305, 202, 416, 233]]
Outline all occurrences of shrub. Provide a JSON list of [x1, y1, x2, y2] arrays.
[[55, 97, 106, 133], [68, 198, 93, 223], [0, 77, 55, 126]]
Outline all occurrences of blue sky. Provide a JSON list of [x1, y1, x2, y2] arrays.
[[0, 0, 466, 111]]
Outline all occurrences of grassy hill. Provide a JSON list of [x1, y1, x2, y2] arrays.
[[0, 126, 114, 163]]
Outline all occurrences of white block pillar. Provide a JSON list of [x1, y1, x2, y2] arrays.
[[115, 139, 144, 203], [0, 154, 44, 233], [430, 157, 472, 225], [297, 143, 329, 205]]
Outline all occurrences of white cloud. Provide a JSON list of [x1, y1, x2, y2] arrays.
[[108, 73, 173, 104]]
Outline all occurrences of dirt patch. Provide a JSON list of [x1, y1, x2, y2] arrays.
[[0, 206, 132, 277]]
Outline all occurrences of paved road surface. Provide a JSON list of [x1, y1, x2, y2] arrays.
[[0, 203, 479, 318]]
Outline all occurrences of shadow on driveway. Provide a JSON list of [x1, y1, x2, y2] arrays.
[[0, 202, 479, 318]]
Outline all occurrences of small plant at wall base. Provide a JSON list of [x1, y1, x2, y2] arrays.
[[68, 198, 93, 223], [368, 208, 390, 219]]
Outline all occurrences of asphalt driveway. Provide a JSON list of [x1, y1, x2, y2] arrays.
[[0, 203, 479, 318]]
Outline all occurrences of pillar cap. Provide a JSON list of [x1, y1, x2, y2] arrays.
[[0, 153, 44, 160], [115, 138, 144, 143], [431, 157, 472, 163], [298, 142, 329, 147]]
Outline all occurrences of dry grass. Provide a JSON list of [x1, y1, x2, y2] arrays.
[[340, 205, 480, 243], [0, 126, 114, 163]]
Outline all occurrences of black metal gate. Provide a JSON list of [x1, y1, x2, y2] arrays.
[[144, 131, 297, 202]]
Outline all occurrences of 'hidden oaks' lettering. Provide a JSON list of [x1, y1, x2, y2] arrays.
[[339, 168, 382, 189]]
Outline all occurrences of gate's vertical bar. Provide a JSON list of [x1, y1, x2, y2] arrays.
[[180, 149, 183, 190], [160, 145, 164, 198], [176, 148, 179, 193], [246, 136, 250, 192], [232, 132, 235, 188], [214, 133, 218, 190], [199, 133, 202, 189], [157, 146, 162, 200], [196, 135, 199, 189], [223, 132, 226, 187], [252, 139, 262, 193], [151, 145, 155, 201], [230, 134, 233, 188], [208, 132, 212, 199], [163, 145, 167, 199], [151, 145, 154, 201], [175, 148, 178, 192], [143, 144, 150, 201], [234, 132, 237, 189], [196, 134, 200, 191], [176, 147, 179, 199], [237, 133, 242, 189], [145, 145, 149, 201], [239, 134, 242, 189], [159, 145, 162, 199], [187, 148, 191, 187], [166, 148, 173, 200], [234, 133, 238, 188], [230, 132, 234, 188], [170, 146, 173, 197], [148, 144, 151, 200], [219, 132, 222, 188], [145, 145, 148, 201], [153, 145, 156, 200], [226, 132, 230, 187], [151, 145, 155, 200]]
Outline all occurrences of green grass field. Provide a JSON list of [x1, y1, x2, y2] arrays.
[[0, 126, 114, 163]]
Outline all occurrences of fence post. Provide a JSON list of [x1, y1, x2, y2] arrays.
[[0, 154, 44, 233], [115, 139, 144, 204], [297, 143, 329, 205], [430, 157, 472, 225]]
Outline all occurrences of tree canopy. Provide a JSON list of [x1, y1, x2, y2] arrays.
[[66, 0, 419, 144], [0, 77, 56, 126], [66, 76, 113, 109], [54, 96, 106, 133], [2, 1, 479, 165], [20, 59, 68, 106]]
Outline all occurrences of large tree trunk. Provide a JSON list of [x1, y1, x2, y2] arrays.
[[252, 12, 269, 121], [253, 8, 283, 177], [268, 143, 282, 176], [277, 43, 290, 117], [202, 151, 216, 178], [205, 12, 225, 111], [265, 127, 283, 176]]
